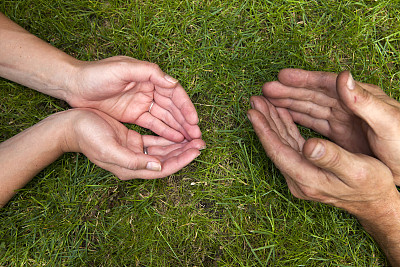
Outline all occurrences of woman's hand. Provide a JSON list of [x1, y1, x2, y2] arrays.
[[62, 108, 205, 180], [66, 57, 201, 142]]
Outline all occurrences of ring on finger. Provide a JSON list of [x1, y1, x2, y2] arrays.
[[143, 147, 148, 155]]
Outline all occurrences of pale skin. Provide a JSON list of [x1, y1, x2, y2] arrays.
[[248, 70, 400, 265], [0, 12, 201, 142], [0, 13, 205, 206], [2, 9, 397, 264], [0, 109, 205, 207]]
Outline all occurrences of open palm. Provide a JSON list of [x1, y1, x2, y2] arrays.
[[67, 108, 205, 180]]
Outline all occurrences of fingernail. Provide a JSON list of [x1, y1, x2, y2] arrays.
[[250, 101, 255, 109], [146, 162, 162, 171], [200, 145, 207, 150], [247, 113, 252, 122], [310, 142, 325, 159], [164, 75, 178, 83], [347, 72, 355, 90]]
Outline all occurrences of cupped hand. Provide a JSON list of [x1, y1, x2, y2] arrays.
[[263, 69, 400, 184], [62, 108, 205, 180], [66, 56, 201, 142], [262, 69, 371, 154], [247, 96, 399, 217]]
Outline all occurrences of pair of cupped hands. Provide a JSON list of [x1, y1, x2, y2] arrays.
[[58, 54, 400, 218], [57, 56, 205, 180], [248, 69, 400, 219]]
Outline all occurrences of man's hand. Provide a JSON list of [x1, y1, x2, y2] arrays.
[[263, 69, 400, 184], [66, 56, 201, 142], [63, 108, 205, 180], [247, 96, 398, 216], [247, 95, 400, 265]]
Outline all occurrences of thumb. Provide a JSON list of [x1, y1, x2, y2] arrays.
[[303, 138, 359, 180], [108, 145, 162, 172], [336, 71, 398, 135], [128, 60, 179, 88]]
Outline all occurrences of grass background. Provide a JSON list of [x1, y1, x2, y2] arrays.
[[1, 0, 400, 266]]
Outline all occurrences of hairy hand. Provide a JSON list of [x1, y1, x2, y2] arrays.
[[263, 69, 400, 184], [247, 96, 399, 217]]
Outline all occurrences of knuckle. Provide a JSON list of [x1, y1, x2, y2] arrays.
[[299, 186, 319, 199], [299, 186, 328, 202], [145, 62, 161, 71], [289, 187, 304, 200], [116, 173, 131, 181], [96, 147, 110, 161], [125, 159, 138, 170], [359, 89, 374, 105], [305, 104, 313, 115], [389, 108, 400, 127], [322, 150, 342, 169]]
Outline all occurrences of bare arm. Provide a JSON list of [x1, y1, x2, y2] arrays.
[[0, 12, 78, 100], [0, 109, 204, 208], [357, 199, 400, 265], [0, 112, 67, 207], [0, 12, 202, 141]]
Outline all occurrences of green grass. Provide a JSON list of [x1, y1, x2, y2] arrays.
[[1, 0, 400, 265]]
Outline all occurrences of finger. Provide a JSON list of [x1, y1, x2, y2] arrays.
[[250, 96, 282, 135], [149, 100, 202, 141], [248, 108, 321, 186], [276, 107, 306, 150], [116, 148, 201, 180], [135, 112, 186, 142], [148, 102, 191, 138], [276, 68, 338, 98], [154, 90, 202, 140], [263, 81, 339, 108], [105, 144, 162, 174], [302, 138, 387, 188], [147, 139, 206, 158], [155, 83, 200, 125], [120, 58, 179, 88], [251, 96, 302, 150], [288, 110, 331, 137], [248, 108, 304, 166], [336, 71, 400, 139], [268, 97, 336, 120], [142, 135, 178, 147], [125, 130, 180, 153]]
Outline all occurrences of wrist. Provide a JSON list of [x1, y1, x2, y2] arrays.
[[354, 189, 400, 228], [55, 109, 85, 153], [354, 190, 400, 265], [41, 109, 83, 154], [62, 59, 86, 104], [57, 108, 101, 154]]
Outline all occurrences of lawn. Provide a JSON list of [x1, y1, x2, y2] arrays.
[[1, 0, 400, 266]]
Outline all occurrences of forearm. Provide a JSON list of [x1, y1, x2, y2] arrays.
[[0, 112, 70, 207], [355, 193, 400, 265], [0, 12, 79, 100]]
